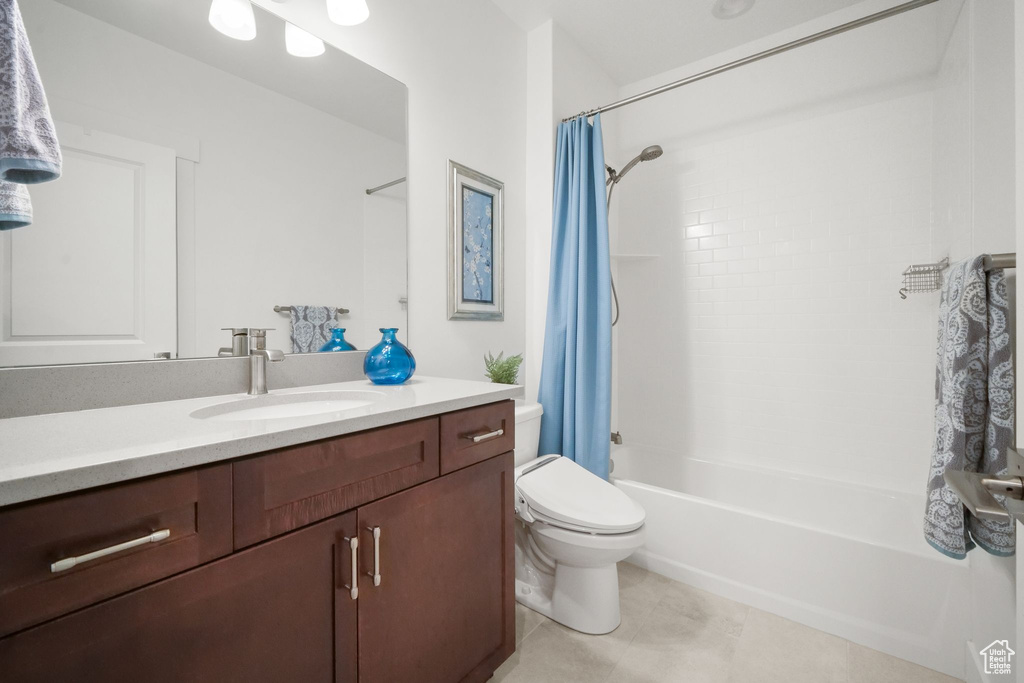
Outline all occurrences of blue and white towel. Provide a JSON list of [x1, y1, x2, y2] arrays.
[[0, 179, 29, 228], [924, 256, 1015, 559], [289, 306, 337, 353], [0, 0, 62, 230]]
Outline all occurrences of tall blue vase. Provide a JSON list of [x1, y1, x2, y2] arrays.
[[364, 328, 416, 385], [318, 328, 356, 352]]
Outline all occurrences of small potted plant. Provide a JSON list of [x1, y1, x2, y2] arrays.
[[483, 351, 523, 385]]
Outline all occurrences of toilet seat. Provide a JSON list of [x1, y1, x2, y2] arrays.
[[515, 455, 645, 534]]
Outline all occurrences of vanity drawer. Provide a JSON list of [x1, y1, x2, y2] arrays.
[[233, 417, 440, 548], [0, 464, 232, 638], [439, 401, 515, 474]]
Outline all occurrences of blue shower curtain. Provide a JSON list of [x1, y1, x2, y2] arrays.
[[537, 115, 612, 480]]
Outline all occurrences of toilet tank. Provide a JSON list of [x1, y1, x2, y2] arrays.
[[513, 402, 544, 467]]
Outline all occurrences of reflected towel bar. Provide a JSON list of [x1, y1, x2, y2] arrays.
[[274, 305, 350, 317], [365, 177, 406, 195]]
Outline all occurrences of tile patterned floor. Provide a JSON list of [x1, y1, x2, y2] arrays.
[[492, 563, 963, 683]]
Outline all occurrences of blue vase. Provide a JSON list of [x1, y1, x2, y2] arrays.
[[364, 328, 416, 384], [319, 328, 356, 352]]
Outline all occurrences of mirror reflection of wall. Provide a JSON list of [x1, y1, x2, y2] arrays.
[[0, 0, 407, 367]]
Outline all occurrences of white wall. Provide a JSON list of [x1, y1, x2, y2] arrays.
[[253, 0, 527, 382], [942, 0, 1018, 678], [25, 0, 405, 356], [523, 23, 620, 403], [524, 21, 554, 402]]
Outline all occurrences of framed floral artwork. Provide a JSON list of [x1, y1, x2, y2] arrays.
[[448, 160, 504, 320]]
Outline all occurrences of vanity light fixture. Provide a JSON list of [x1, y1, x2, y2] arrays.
[[711, 0, 755, 20], [209, 0, 257, 40], [285, 22, 325, 57], [326, 0, 369, 26]]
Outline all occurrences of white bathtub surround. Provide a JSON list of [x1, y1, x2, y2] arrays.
[[613, 84, 937, 495], [0, 376, 522, 506], [612, 445, 969, 678]]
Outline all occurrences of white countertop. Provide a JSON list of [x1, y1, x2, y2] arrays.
[[0, 376, 523, 506]]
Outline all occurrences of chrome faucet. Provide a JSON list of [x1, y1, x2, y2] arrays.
[[247, 328, 284, 396], [218, 328, 250, 357]]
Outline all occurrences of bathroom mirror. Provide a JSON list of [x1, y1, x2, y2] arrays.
[[0, 0, 407, 366]]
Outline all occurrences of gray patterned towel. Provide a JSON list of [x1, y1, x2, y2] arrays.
[[0, 0, 61, 185], [924, 256, 1015, 559], [0, 179, 30, 229], [289, 306, 337, 353]]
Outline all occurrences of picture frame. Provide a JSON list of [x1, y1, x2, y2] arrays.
[[448, 160, 504, 321]]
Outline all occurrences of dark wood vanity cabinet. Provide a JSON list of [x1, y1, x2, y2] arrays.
[[0, 512, 359, 682], [357, 454, 513, 683], [0, 400, 515, 683]]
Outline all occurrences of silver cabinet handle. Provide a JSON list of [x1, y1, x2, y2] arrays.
[[50, 529, 170, 573], [469, 429, 504, 444], [342, 536, 359, 600], [365, 526, 381, 586]]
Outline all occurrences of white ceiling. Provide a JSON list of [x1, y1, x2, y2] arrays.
[[491, 0, 878, 85], [53, 0, 407, 143]]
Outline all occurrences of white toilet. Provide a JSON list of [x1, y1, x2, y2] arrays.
[[513, 402, 645, 635]]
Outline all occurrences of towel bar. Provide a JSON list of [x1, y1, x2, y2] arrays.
[[944, 448, 1024, 522], [274, 305, 350, 317], [900, 252, 1016, 298]]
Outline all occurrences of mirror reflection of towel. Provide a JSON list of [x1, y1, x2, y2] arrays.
[[289, 306, 337, 353]]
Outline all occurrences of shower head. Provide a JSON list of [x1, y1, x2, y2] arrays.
[[610, 144, 663, 184], [639, 145, 664, 161]]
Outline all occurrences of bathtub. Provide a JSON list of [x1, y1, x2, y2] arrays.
[[611, 445, 969, 678]]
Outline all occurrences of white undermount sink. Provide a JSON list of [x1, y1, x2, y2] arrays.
[[189, 390, 385, 422]]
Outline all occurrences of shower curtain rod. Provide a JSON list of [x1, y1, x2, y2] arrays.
[[561, 0, 940, 123]]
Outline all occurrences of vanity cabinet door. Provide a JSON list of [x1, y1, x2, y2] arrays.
[[0, 512, 359, 683], [356, 453, 514, 683]]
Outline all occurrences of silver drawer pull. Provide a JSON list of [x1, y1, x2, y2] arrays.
[[50, 529, 171, 574], [469, 429, 504, 444], [366, 526, 381, 586], [343, 536, 359, 600]]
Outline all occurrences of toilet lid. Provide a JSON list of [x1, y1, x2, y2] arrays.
[[516, 456, 645, 533]]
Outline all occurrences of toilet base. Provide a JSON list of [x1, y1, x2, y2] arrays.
[[515, 565, 622, 635], [513, 517, 643, 636]]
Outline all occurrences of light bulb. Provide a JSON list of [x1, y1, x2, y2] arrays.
[[209, 0, 257, 40], [326, 0, 369, 26], [286, 22, 325, 57]]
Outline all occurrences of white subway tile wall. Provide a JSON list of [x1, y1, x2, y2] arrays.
[[614, 89, 942, 493]]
